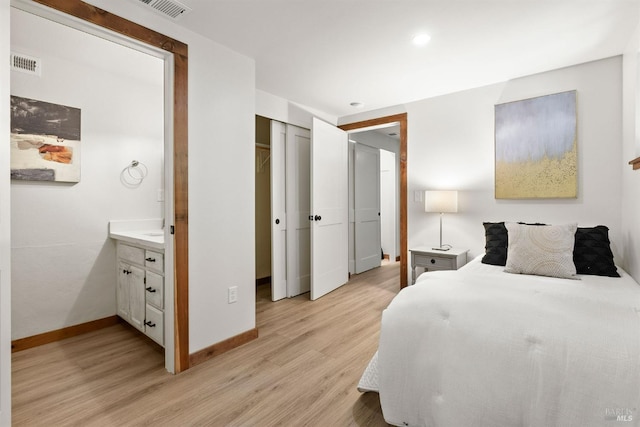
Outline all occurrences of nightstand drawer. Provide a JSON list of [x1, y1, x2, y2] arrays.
[[409, 247, 469, 284], [414, 254, 455, 270]]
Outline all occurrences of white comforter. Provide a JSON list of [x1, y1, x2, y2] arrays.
[[373, 258, 640, 427]]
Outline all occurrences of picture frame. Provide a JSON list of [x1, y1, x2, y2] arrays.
[[494, 90, 577, 199], [10, 95, 81, 183]]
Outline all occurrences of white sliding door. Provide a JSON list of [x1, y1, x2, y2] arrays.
[[270, 121, 287, 301], [285, 124, 311, 297]]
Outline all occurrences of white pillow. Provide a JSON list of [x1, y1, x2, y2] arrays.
[[504, 222, 579, 279]]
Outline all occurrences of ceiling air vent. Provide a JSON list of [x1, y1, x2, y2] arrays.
[[10, 52, 41, 76], [137, 0, 192, 19]]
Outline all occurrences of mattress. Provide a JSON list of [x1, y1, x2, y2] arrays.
[[359, 256, 640, 427]]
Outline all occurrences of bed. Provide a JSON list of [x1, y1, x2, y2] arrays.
[[358, 223, 640, 427]]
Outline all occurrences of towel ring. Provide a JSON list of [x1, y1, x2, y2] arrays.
[[121, 160, 148, 188]]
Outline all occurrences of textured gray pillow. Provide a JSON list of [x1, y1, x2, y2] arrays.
[[504, 222, 579, 279]]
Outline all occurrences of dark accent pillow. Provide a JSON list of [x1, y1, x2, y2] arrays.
[[573, 226, 620, 277], [481, 222, 508, 266], [482, 221, 547, 266]]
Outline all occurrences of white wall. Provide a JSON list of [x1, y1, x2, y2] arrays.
[[0, 0, 11, 423], [10, 8, 164, 339], [78, 0, 257, 352], [621, 19, 640, 280], [406, 57, 624, 267], [186, 29, 255, 352]]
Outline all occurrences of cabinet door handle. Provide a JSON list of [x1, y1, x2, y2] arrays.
[[145, 286, 156, 293], [145, 257, 156, 262], [314, 215, 322, 221], [144, 321, 156, 328], [123, 269, 131, 275]]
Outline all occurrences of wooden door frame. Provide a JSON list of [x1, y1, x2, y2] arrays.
[[339, 113, 408, 288], [31, 0, 190, 372]]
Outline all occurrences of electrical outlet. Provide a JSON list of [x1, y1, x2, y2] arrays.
[[228, 286, 238, 304], [157, 189, 165, 202]]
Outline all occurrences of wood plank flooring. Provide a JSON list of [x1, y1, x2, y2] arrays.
[[12, 262, 400, 426]]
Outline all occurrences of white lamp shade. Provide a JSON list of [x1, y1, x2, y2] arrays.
[[425, 190, 458, 213]]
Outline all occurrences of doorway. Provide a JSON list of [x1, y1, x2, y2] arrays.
[[11, 0, 189, 373], [348, 125, 400, 275], [339, 113, 408, 288]]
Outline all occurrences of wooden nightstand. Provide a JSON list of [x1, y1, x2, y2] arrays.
[[409, 247, 469, 284]]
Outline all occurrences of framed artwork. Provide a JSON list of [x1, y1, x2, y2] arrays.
[[10, 95, 81, 183], [494, 90, 577, 199]]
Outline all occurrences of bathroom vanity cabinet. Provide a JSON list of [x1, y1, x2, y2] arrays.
[[109, 219, 165, 347], [116, 242, 165, 346]]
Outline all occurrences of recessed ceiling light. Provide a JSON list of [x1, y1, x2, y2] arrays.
[[350, 102, 364, 108], [412, 33, 431, 46]]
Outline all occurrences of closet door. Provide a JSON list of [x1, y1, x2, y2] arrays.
[[310, 118, 349, 300], [354, 143, 381, 273], [285, 124, 311, 297], [270, 121, 287, 301]]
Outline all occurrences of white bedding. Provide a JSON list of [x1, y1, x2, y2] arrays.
[[361, 256, 640, 427]]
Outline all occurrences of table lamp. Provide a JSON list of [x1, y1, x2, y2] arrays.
[[425, 190, 458, 251]]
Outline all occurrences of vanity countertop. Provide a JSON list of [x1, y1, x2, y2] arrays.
[[109, 219, 165, 250]]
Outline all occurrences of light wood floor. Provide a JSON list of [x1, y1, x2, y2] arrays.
[[12, 262, 400, 426]]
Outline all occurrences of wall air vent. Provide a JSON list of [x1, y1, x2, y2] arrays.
[[10, 52, 41, 76], [136, 0, 192, 19]]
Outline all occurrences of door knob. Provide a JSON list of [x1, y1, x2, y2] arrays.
[[275, 218, 280, 224]]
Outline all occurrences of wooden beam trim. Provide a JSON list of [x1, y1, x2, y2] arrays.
[[31, 0, 188, 56], [629, 156, 640, 170], [399, 115, 408, 288], [173, 51, 190, 373], [189, 328, 259, 367], [338, 113, 408, 132], [11, 316, 119, 353]]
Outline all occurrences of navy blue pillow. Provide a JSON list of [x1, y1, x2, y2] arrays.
[[573, 226, 619, 277]]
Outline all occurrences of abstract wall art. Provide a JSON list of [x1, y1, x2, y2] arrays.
[[494, 90, 577, 199], [10, 95, 81, 183]]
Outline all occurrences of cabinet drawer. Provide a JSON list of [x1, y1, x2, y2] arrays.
[[145, 271, 163, 309], [414, 254, 455, 270], [119, 244, 145, 265], [145, 250, 164, 273], [145, 304, 164, 346]]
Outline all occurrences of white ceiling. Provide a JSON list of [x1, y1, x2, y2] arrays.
[[151, 1, 638, 117]]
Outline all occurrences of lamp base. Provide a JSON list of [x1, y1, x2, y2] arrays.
[[431, 246, 451, 251]]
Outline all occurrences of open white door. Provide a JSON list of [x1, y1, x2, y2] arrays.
[[286, 124, 311, 297], [270, 121, 287, 301], [310, 118, 349, 300], [355, 143, 381, 273]]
